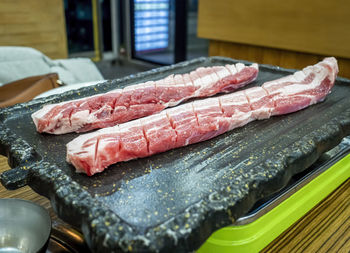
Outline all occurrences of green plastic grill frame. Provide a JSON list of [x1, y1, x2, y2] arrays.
[[199, 154, 350, 253]]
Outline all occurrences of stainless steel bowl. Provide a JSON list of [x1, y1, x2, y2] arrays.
[[0, 199, 51, 253]]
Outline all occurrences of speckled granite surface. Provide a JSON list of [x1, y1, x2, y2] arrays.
[[1, 57, 350, 252]]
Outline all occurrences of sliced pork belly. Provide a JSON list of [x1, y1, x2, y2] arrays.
[[166, 103, 199, 147], [219, 91, 254, 128], [262, 57, 338, 115], [66, 57, 338, 176], [32, 62, 259, 134]]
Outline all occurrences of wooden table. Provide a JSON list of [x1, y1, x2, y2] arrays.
[[1, 155, 349, 252]]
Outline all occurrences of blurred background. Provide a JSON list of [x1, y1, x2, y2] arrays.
[[63, 0, 209, 78], [0, 0, 210, 81], [0, 0, 349, 81]]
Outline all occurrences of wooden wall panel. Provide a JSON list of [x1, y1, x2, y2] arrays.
[[0, 0, 68, 59], [209, 40, 350, 78], [198, 0, 350, 58]]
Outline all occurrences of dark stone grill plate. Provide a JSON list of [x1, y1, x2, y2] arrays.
[[1, 57, 350, 252]]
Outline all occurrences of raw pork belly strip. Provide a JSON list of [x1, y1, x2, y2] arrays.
[[32, 62, 259, 134], [67, 57, 338, 176]]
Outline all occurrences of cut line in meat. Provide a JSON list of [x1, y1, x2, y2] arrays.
[[66, 57, 338, 176], [32, 62, 259, 134]]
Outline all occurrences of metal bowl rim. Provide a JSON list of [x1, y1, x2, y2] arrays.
[[0, 198, 52, 253]]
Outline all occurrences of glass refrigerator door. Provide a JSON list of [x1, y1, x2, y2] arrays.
[[131, 0, 208, 65], [131, 0, 174, 65]]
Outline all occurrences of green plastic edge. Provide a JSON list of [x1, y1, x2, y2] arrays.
[[198, 154, 350, 253]]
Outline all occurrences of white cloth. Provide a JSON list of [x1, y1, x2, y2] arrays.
[[0, 46, 104, 86]]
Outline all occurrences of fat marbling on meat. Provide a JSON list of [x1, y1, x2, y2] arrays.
[[32, 62, 258, 134], [66, 57, 338, 176]]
